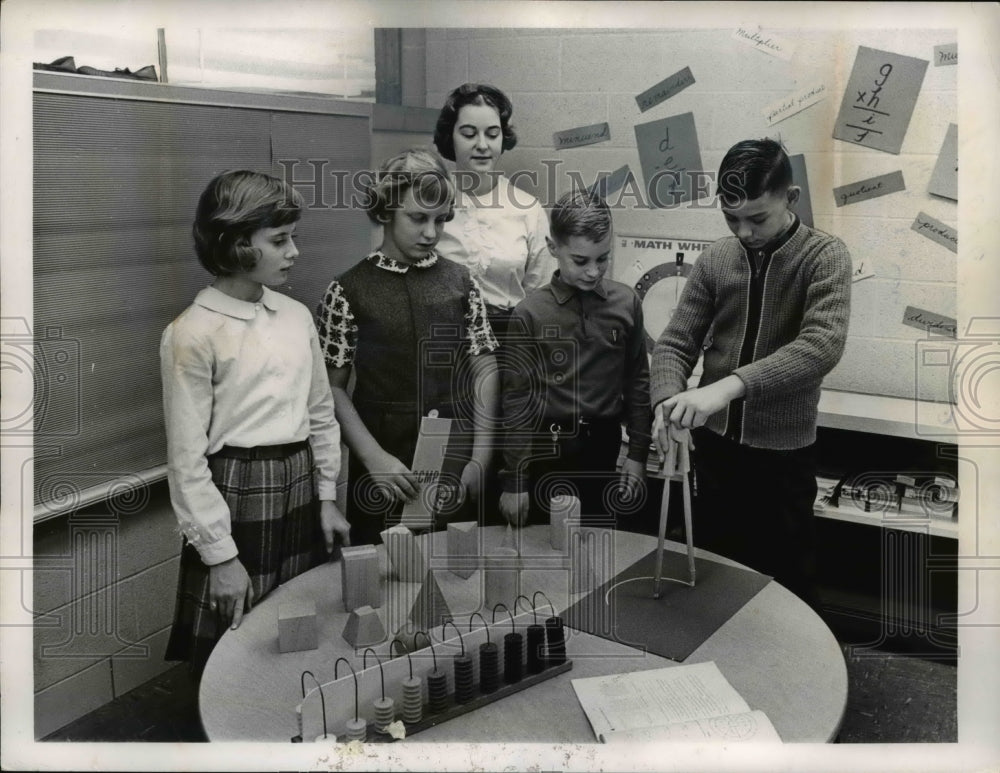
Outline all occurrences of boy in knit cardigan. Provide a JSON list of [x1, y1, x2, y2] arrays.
[[651, 139, 851, 608]]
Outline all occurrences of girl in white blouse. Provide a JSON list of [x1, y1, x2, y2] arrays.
[[433, 83, 555, 339], [160, 170, 350, 674]]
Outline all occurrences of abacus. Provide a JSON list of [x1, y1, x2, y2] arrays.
[[294, 595, 572, 742]]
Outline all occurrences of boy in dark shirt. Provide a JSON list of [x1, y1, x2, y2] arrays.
[[651, 138, 852, 606], [499, 190, 651, 527]]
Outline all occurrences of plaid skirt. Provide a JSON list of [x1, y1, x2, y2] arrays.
[[164, 442, 327, 676]]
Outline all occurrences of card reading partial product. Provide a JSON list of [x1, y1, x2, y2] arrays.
[[634, 112, 705, 208], [553, 122, 611, 150], [635, 67, 696, 113], [833, 46, 928, 154], [763, 82, 827, 126], [833, 170, 906, 208], [928, 123, 958, 201], [911, 211, 958, 253]]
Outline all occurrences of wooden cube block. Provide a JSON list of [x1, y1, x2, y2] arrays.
[[341, 544, 381, 611], [342, 605, 387, 648], [381, 525, 427, 583], [278, 600, 318, 653], [447, 521, 479, 579]]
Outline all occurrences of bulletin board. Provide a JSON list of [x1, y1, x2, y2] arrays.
[[31, 74, 373, 519], [480, 26, 958, 408]]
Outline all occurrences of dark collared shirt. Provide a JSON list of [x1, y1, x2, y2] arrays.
[[501, 271, 651, 489]]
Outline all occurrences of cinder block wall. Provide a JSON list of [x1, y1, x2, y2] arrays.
[[33, 485, 181, 738], [422, 27, 958, 403]]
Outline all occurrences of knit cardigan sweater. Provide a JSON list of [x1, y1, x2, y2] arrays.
[[650, 221, 852, 450]]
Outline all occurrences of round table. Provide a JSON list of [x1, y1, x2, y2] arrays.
[[199, 525, 847, 743]]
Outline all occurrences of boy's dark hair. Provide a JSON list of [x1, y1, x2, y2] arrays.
[[433, 83, 518, 161], [363, 147, 455, 225], [549, 189, 613, 245], [716, 138, 793, 208], [193, 170, 303, 276]]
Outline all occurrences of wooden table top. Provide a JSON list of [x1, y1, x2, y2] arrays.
[[199, 524, 847, 744]]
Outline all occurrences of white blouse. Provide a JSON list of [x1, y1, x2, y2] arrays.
[[160, 285, 341, 565], [436, 175, 555, 310]]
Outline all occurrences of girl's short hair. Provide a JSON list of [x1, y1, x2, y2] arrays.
[[193, 170, 303, 276], [716, 138, 793, 208], [433, 83, 518, 161], [549, 189, 613, 245], [363, 147, 455, 224]]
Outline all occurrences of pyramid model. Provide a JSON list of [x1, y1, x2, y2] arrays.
[[408, 569, 453, 631]]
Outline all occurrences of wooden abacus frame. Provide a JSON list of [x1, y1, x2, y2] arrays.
[[296, 607, 572, 742]]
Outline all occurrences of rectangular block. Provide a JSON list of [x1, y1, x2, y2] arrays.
[[447, 521, 479, 579], [381, 525, 427, 583], [278, 600, 317, 653], [341, 544, 381, 611]]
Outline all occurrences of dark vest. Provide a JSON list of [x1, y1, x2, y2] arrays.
[[337, 256, 474, 445]]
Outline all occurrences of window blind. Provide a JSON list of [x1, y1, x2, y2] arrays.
[[33, 81, 371, 520]]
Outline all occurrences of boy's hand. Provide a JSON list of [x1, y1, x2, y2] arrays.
[[499, 491, 529, 527], [659, 376, 746, 430], [208, 557, 253, 630], [319, 500, 351, 555], [618, 458, 645, 502]]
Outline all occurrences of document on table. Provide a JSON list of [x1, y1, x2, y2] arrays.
[[571, 661, 782, 743]]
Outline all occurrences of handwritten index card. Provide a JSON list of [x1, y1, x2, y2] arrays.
[[553, 122, 611, 150], [928, 123, 958, 201], [833, 46, 928, 154], [763, 83, 827, 126], [934, 43, 957, 66], [634, 112, 705, 208], [911, 211, 958, 253], [635, 67, 696, 113], [731, 26, 796, 61], [833, 170, 906, 208], [902, 306, 957, 338]]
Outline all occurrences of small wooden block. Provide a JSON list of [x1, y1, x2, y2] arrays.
[[342, 605, 387, 648], [484, 548, 520, 610], [447, 521, 479, 579], [381, 525, 427, 583], [568, 528, 597, 595], [549, 495, 579, 552], [341, 544, 381, 611], [278, 600, 318, 653]]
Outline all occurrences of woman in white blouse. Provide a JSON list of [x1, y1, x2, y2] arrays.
[[433, 83, 554, 339]]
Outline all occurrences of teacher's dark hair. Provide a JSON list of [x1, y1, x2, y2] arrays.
[[433, 83, 518, 161]]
